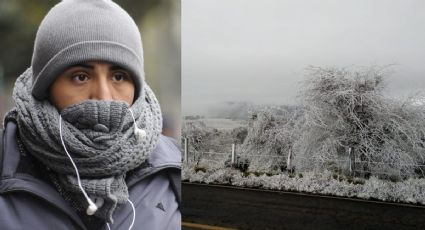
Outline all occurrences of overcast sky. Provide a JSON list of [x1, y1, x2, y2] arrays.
[[182, 0, 425, 115]]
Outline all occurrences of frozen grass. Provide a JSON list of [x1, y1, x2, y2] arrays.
[[182, 163, 425, 205]]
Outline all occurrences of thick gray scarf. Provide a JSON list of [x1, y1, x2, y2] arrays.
[[12, 68, 162, 222]]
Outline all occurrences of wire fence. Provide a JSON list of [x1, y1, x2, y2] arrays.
[[182, 138, 425, 179]]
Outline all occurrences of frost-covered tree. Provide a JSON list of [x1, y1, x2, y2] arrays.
[[182, 120, 210, 152], [230, 126, 248, 144], [241, 108, 302, 172], [294, 66, 425, 180]]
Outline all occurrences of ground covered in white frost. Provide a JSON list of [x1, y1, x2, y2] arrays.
[[182, 163, 425, 205]]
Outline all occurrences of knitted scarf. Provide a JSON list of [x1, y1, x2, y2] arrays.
[[12, 68, 162, 222]]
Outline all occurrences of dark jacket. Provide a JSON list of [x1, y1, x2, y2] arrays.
[[0, 120, 181, 230]]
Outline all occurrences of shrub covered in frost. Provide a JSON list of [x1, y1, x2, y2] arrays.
[[295, 66, 425, 179], [240, 108, 302, 172]]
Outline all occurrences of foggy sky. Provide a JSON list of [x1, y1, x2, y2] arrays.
[[182, 0, 425, 115]]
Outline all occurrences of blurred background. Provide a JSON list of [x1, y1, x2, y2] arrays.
[[0, 0, 181, 138]]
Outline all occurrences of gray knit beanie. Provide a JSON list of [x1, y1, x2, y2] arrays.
[[31, 0, 144, 100]]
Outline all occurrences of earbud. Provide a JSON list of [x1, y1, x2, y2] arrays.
[[86, 200, 98, 215], [135, 127, 146, 141], [128, 108, 146, 141], [86, 196, 105, 215]]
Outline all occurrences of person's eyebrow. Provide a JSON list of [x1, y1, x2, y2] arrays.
[[110, 65, 127, 71], [68, 63, 95, 69]]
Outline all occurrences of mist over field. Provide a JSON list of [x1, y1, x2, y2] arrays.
[[182, 0, 425, 116]]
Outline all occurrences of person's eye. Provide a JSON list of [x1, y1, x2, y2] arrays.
[[112, 71, 130, 82], [71, 73, 89, 83]]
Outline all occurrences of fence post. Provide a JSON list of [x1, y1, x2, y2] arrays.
[[184, 138, 188, 163], [287, 147, 292, 171], [231, 143, 236, 164], [349, 147, 355, 175]]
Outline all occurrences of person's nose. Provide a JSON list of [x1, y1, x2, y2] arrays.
[[90, 72, 113, 101]]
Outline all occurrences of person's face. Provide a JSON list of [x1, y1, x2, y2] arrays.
[[49, 61, 135, 111]]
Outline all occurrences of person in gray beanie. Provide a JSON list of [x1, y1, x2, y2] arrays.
[[0, 0, 181, 230]]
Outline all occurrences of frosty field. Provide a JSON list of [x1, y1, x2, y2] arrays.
[[182, 164, 425, 205]]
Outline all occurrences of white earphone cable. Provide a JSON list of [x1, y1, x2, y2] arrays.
[[59, 116, 97, 215], [128, 108, 138, 129], [105, 198, 136, 230], [127, 198, 136, 230]]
